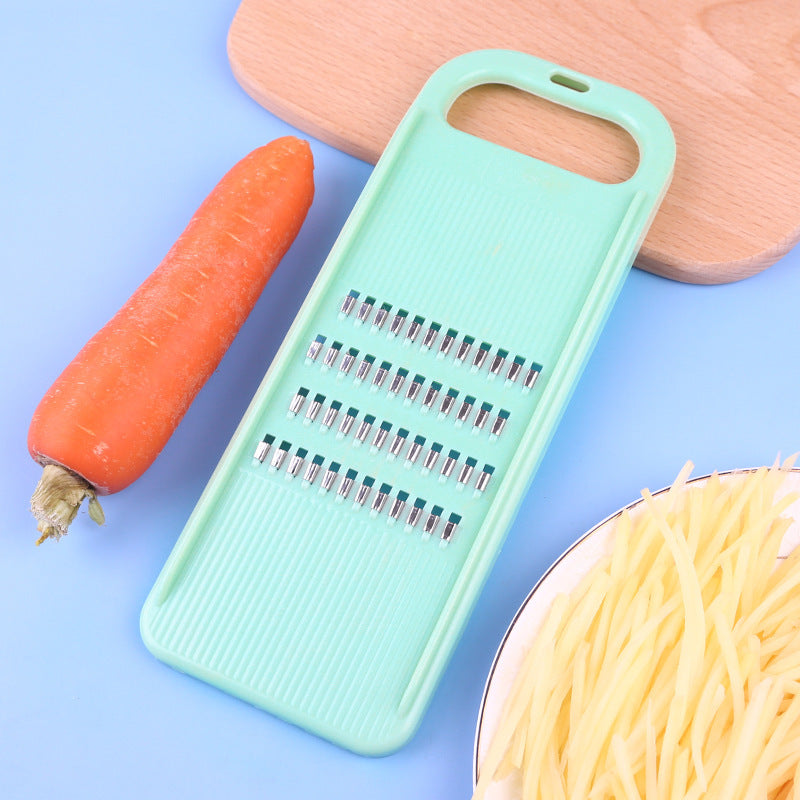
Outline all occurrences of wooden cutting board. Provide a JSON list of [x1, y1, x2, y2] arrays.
[[227, 0, 800, 284]]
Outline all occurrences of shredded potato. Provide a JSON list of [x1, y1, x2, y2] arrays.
[[474, 458, 800, 800]]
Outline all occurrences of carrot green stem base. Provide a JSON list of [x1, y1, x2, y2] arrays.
[[30, 464, 105, 545]]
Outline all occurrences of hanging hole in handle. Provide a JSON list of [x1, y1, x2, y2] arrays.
[[550, 72, 590, 93], [447, 83, 639, 184]]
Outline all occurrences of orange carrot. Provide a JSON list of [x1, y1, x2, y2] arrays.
[[28, 136, 314, 544]]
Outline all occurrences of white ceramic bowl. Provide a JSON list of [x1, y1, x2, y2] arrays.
[[473, 467, 800, 798]]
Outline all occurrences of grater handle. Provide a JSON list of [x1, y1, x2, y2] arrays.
[[409, 49, 675, 195]]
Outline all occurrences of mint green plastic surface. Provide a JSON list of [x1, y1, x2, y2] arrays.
[[140, 49, 674, 755]]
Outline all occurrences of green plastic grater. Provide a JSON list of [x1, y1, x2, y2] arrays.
[[140, 49, 674, 755]]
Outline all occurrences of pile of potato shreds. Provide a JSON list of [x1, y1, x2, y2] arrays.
[[474, 458, 800, 800]]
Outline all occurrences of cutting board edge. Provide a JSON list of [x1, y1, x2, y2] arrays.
[[636, 234, 798, 285], [227, 20, 380, 163]]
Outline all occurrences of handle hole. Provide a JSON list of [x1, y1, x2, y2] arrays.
[[550, 72, 590, 93], [447, 83, 639, 184]]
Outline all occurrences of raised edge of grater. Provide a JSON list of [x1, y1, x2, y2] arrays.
[[140, 49, 675, 755]]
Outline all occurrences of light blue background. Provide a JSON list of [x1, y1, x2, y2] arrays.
[[3, 3, 799, 798]]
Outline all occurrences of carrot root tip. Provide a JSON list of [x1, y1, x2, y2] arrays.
[[30, 464, 105, 545]]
